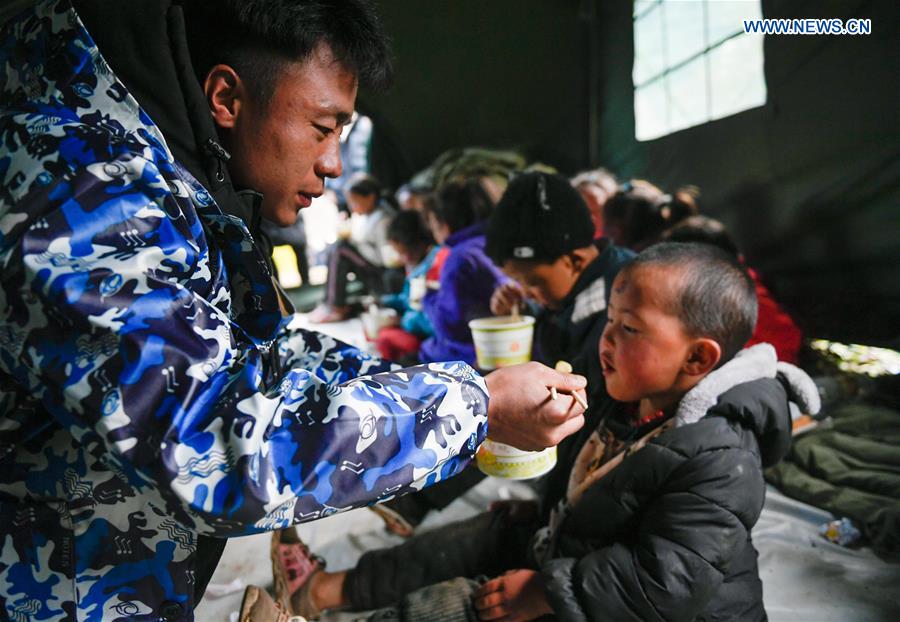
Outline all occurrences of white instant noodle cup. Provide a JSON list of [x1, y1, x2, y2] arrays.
[[476, 440, 557, 480], [467, 315, 535, 370], [469, 314, 557, 479]]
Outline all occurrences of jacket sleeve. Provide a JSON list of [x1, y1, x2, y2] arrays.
[[0, 157, 488, 536], [541, 447, 755, 622]]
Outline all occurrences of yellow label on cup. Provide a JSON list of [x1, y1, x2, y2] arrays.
[[476, 439, 557, 480]]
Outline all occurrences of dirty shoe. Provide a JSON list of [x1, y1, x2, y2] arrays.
[[239, 585, 307, 622]]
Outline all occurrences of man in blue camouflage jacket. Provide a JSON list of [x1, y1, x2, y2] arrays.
[[0, 1, 587, 620]]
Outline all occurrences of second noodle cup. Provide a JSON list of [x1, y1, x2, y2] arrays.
[[476, 440, 557, 480], [468, 315, 535, 370], [469, 314, 556, 479]]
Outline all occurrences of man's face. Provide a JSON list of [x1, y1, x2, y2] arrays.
[[226, 45, 358, 226], [502, 256, 579, 310], [599, 265, 694, 407]]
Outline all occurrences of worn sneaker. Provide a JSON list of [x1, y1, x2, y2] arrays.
[[270, 528, 325, 619], [239, 585, 307, 622]]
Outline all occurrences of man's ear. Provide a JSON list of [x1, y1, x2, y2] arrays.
[[203, 64, 244, 130], [684, 338, 721, 376]]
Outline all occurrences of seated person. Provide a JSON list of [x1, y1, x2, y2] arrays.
[[375, 211, 440, 364], [570, 167, 618, 239], [486, 172, 633, 406], [310, 173, 396, 323], [603, 179, 699, 251], [664, 215, 804, 363], [274, 242, 819, 622], [419, 178, 508, 366], [486, 171, 635, 509]]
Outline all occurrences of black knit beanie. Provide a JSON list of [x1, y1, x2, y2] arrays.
[[485, 171, 594, 264]]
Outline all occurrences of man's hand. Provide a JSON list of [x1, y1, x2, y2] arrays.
[[490, 282, 526, 317], [473, 570, 553, 622], [484, 362, 586, 451]]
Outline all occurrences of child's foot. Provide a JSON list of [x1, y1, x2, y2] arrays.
[[270, 529, 325, 619], [239, 584, 306, 622]]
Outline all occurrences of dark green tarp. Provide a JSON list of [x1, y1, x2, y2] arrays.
[[766, 402, 900, 559]]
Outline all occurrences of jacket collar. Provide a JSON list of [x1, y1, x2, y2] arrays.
[[675, 343, 821, 428]]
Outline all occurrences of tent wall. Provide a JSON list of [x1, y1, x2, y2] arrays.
[[593, 0, 899, 347], [364, 0, 899, 347], [363, 0, 590, 175]]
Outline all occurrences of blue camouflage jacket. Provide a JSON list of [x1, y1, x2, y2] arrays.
[[0, 2, 488, 620]]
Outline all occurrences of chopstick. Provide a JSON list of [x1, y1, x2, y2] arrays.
[[549, 360, 588, 409]]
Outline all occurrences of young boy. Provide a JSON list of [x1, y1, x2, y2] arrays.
[[256, 242, 819, 621], [486, 172, 633, 403], [486, 172, 634, 511]]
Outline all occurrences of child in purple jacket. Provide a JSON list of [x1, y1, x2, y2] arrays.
[[420, 179, 509, 366]]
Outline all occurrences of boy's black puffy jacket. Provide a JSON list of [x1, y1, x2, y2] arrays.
[[541, 364, 798, 621]]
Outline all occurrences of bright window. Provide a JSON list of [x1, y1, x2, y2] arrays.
[[633, 0, 767, 141]]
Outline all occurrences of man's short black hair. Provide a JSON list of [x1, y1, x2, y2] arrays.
[[387, 210, 434, 250], [185, 0, 393, 104], [625, 242, 757, 364]]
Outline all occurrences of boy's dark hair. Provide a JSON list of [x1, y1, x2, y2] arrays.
[[387, 210, 434, 249], [185, 0, 393, 106], [663, 215, 740, 258], [347, 172, 382, 197], [485, 171, 594, 265], [626, 242, 757, 364], [431, 178, 494, 234]]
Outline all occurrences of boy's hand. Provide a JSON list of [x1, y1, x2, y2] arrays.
[[473, 569, 553, 622], [490, 282, 525, 316], [485, 362, 586, 451]]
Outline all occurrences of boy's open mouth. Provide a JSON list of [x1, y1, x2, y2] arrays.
[[600, 352, 615, 375]]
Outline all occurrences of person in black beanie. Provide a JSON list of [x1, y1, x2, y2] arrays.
[[484, 171, 633, 510]]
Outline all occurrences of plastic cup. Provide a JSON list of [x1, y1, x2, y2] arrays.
[[361, 307, 398, 341], [408, 276, 426, 310], [476, 439, 557, 480], [467, 315, 535, 371]]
